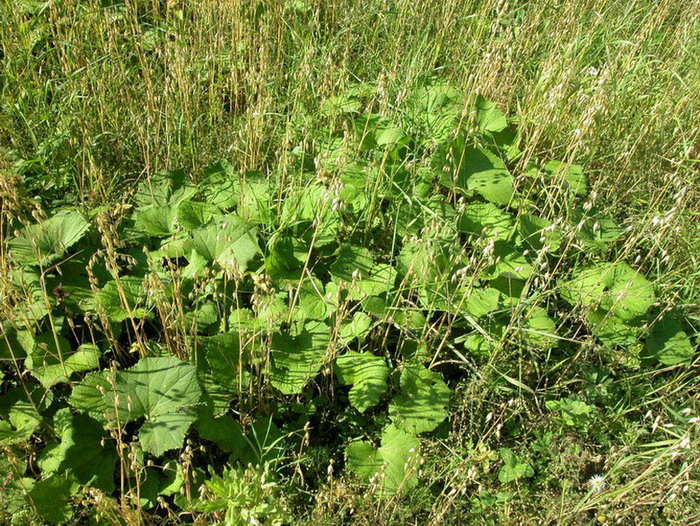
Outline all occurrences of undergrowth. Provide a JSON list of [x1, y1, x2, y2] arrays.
[[1, 1, 699, 525]]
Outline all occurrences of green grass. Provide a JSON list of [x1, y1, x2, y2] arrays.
[[1, 1, 699, 524]]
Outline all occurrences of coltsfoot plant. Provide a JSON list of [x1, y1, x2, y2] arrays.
[[0, 76, 695, 525]]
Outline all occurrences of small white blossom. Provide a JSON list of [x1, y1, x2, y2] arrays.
[[588, 474, 606, 493]]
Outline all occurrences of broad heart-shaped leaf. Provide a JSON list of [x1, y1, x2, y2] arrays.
[[480, 241, 533, 281], [132, 204, 177, 236], [69, 371, 112, 422], [544, 160, 587, 196], [96, 277, 150, 322], [338, 311, 373, 345], [0, 400, 42, 445], [454, 286, 501, 319], [191, 214, 259, 272], [355, 263, 397, 299], [331, 245, 396, 300], [27, 475, 75, 524], [176, 200, 221, 230], [9, 210, 90, 266], [335, 351, 389, 412], [108, 357, 202, 456], [389, 363, 451, 434], [459, 202, 514, 241], [137, 462, 183, 509], [587, 309, 642, 348], [346, 424, 421, 496], [560, 262, 655, 320], [518, 213, 562, 252], [291, 278, 331, 323], [199, 160, 239, 210], [405, 77, 463, 141], [475, 95, 508, 133], [238, 173, 273, 225], [523, 307, 557, 349], [437, 139, 513, 205], [571, 207, 622, 250], [134, 169, 196, 208], [51, 409, 117, 492], [270, 320, 331, 395], [644, 314, 694, 365], [330, 244, 374, 282], [265, 234, 307, 280], [26, 334, 100, 388]]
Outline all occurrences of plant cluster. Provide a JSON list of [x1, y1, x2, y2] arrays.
[[0, 77, 696, 524]]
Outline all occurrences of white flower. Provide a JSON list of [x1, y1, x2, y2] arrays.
[[588, 474, 606, 493]]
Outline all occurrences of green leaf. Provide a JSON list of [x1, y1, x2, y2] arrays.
[[335, 351, 389, 412], [338, 312, 373, 345], [0, 400, 42, 445], [237, 174, 273, 225], [498, 448, 534, 483], [227, 416, 286, 466], [440, 143, 514, 204], [265, 234, 307, 280], [134, 169, 196, 208], [458, 287, 501, 319], [374, 121, 405, 147], [53, 410, 117, 492], [475, 95, 508, 133], [523, 307, 557, 349], [26, 335, 100, 388], [108, 357, 202, 456], [293, 278, 331, 322], [406, 77, 463, 141], [389, 363, 451, 434], [481, 242, 532, 281], [96, 277, 150, 322], [330, 244, 374, 282], [587, 309, 642, 347], [199, 160, 239, 209], [133, 205, 177, 236], [137, 462, 183, 509], [571, 208, 622, 250], [191, 214, 260, 272], [518, 213, 562, 252], [27, 475, 75, 524], [0, 328, 28, 363], [459, 202, 514, 241], [195, 409, 247, 453], [176, 200, 221, 230], [560, 263, 655, 320], [645, 314, 694, 365], [544, 161, 587, 196], [9, 210, 90, 266], [346, 424, 421, 496], [355, 263, 397, 299], [270, 321, 331, 395], [69, 371, 112, 422], [546, 398, 595, 427]]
